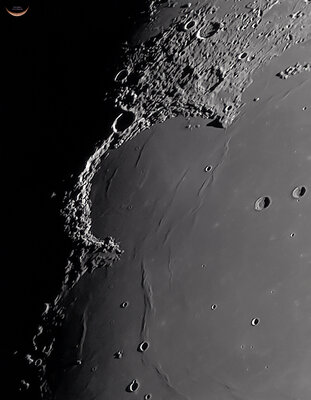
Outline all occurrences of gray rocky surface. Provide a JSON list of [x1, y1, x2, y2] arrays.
[[21, 1, 311, 398]]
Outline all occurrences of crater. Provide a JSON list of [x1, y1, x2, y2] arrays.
[[254, 196, 271, 211], [113, 350, 123, 359], [292, 185, 307, 199], [112, 111, 135, 133], [238, 52, 248, 60], [184, 20, 197, 30], [196, 21, 221, 39], [120, 301, 129, 309], [114, 69, 129, 83], [126, 379, 140, 393], [251, 317, 260, 326], [138, 341, 150, 352]]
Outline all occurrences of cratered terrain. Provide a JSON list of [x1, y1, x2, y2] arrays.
[[9, 1, 311, 399]]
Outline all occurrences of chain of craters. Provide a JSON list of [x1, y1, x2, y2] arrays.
[[277, 61, 311, 78]]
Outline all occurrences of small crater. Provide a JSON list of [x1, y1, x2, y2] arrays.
[[211, 304, 217, 310], [292, 185, 307, 199], [114, 69, 129, 83], [138, 341, 150, 352], [113, 350, 123, 359], [34, 359, 42, 367], [112, 111, 135, 133], [238, 52, 248, 60], [184, 20, 196, 30], [254, 196, 271, 211], [126, 379, 140, 393], [196, 21, 221, 39], [120, 301, 129, 309], [144, 394, 152, 400], [251, 317, 260, 326], [290, 232, 295, 238], [224, 104, 233, 112], [204, 165, 213, 172]]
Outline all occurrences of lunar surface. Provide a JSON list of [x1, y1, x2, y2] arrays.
[[6, 0, 311, 399]]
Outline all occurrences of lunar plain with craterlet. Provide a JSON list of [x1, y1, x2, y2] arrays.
[[9, 1, 311, 399]]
